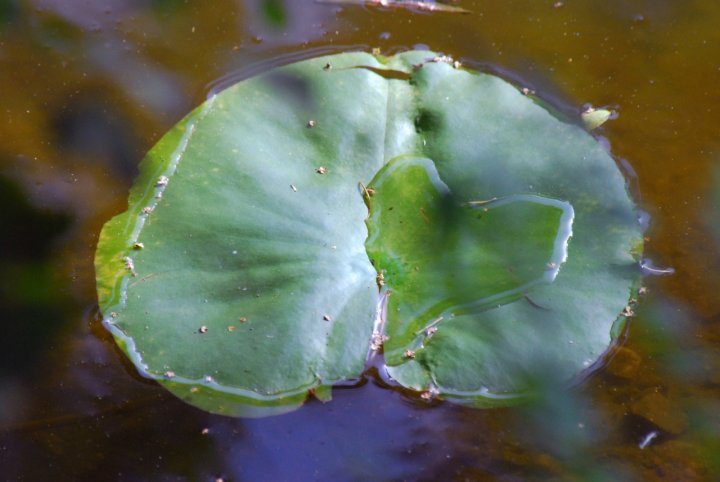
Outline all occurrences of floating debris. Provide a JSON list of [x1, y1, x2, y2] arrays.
[[581, 106, 612, 130], [640, 259, 675, 276], [199, 325, 209, 333], [133, 242, 144, 250], [323, 63, 332, 71], [290, 184, 298, 192], [420, 385, 439, 400], [164, 370, 176, 378], [307, 120, 316, 128], [156, 175, 169, 187], [639, 430, 659, 449], [404, 349, 416, 359], [316, 0, 471, 14], [122, 256, 137, 276], [323, 314, 332, 321], [520, 87, 535, 96], [316, 166, 328, 174], [227, 325, 237, 332], [142, 206, 154, 214], [370, 332, 389, 350], [431, 54, 454, 64], [239, 316, 248, 323]]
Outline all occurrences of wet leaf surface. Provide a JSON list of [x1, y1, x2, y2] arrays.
[[95, 50, 642, 416]]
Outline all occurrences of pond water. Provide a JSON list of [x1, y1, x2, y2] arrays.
[[2, 0, 719, 480]]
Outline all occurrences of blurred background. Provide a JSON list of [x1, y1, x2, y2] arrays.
[[1, 0, 719, 480]]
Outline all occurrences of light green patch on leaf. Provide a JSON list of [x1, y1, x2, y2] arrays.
[[365, 156, 574, 368]]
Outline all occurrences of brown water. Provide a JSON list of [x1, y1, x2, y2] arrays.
[[1, 1, 719, 480]]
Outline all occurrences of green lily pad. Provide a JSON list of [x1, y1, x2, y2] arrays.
[[95, 50, 642, 416], [365, 155, 575, 365]]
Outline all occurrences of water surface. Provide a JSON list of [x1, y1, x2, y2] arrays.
[[1, 1, 719, 480]]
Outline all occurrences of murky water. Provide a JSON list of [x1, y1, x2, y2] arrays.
[[2, 1, 719, 480]]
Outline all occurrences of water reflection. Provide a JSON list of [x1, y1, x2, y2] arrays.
[[0, 174, 71, 378]]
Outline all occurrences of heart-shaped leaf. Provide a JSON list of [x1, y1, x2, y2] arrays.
[[95, 50, 642, 416]]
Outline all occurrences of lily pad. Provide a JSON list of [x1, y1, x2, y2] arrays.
[[365, 156, 575, 368], [95, 50, 642, 416]]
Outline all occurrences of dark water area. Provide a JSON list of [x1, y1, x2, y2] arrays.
[[1, 0, 719, 480]]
